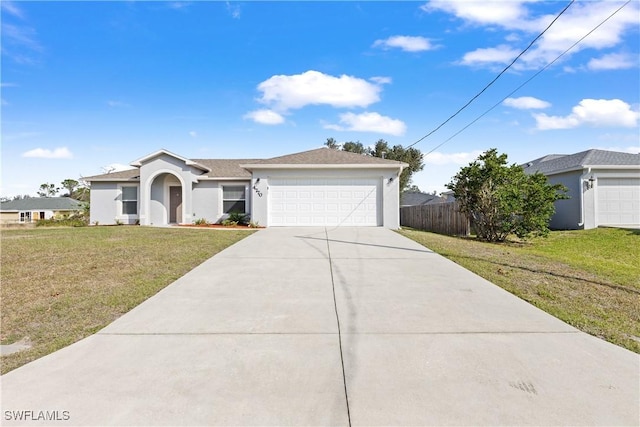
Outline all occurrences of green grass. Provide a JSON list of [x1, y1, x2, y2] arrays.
[[1, 226, 255, 374], [398, 227, 640, 353]]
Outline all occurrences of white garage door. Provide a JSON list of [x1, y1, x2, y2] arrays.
[[269, 178, 380, 226], [597, 178, 640, 226]]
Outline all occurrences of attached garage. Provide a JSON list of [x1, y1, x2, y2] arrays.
[[241, 148, 407, 228], [596, 178, 640, 226], [269, 178, 380, 226]]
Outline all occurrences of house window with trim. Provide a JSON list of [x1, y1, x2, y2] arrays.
[[121, 186, 138, 215], [223, 186, 246, 213]]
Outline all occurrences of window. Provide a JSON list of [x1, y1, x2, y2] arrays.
[[39, 211, 45, 220], [121, 186, 138, 215], [19, 211, 31, 223], [223, 186, 246, 213]]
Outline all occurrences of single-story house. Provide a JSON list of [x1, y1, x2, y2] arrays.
[[84, 148, 407, 228], [400, 191, 444, 207], [523, 149, 640, 230], [0, 197, 85, 225]]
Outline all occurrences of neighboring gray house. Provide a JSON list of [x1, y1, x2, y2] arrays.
[[84, 148, 407, 228], [0, 197, 85, 224], [523, 149, 640, 230], [400, 191, 444, 207]]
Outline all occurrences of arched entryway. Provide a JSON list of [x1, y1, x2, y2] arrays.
[[148, 172, 186, 225]]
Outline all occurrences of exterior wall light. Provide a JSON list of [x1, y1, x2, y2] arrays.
[[587, 175, 596, 189]]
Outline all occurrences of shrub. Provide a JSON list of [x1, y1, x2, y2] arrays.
[[227, 212, 249, 225], [221, 219, 238, 227], [194, 218, 209, 226]]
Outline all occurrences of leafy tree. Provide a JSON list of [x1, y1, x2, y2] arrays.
[[37, 183, 59, 198], [405, 185, 422, 193], [325, 137, 425, 191], [72, 186, 90, 202], [341, 141, 368, 154], [446, 148, 567, 242], [369, 139, 424, 191], [324, 137, 340, 149], [60, 179, 79, 197]]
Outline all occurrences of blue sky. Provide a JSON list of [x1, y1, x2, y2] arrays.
[[2, 0, 639, 197]]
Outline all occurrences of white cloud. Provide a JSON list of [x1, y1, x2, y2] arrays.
[[324, 112, 406, 136], [243, 109, 285, 125], [423, 150, 484, 165], [256, 70, 383, 111], [107, 100, 130, 108], [373, 35, 436, 52], [1, 98, 8, 106], [189, 131, 197, 138], [22, 147, 73, 159], [503, 96, 551, 110], [422, 1, 529, 27], [369, 76, 392, 85], [226, 1, 241, 19], [426, 0, 640, 70], [1, 2, 25, 19], [461, 45, 519, 66], [167, 2, 191, 10], [587, 52, 636, 71], [534, 99, 640, 130]]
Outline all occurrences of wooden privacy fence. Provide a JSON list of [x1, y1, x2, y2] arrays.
[[400, 202, 470, 236]]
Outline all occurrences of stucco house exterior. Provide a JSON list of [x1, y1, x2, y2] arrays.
[[523, 149, 640, 230], [0, 197, 85, 225], [84, 148, 407, 228]]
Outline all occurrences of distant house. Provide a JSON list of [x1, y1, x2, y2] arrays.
[[523, 149, 640, 230], [84, 148, 407, 228], [400, 191, 444, 207], [0, 197, 85, 225]]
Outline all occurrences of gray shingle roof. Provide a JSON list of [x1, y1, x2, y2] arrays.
[[84, 148, 407, 182], [400, 191, 444, 206], [255, 148, 407, 166], [523, 149, 640, 175], [83, 169, 140, 181], [1, 197, 85, 212], [192, 159, 261, 178]]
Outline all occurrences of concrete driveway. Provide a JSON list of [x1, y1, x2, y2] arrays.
[[1, 227, 638, 426]]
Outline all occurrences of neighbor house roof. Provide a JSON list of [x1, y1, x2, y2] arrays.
[[523, 149, 640, 176], [400, 191, 444, 206], [1, 197, 85, 212], [84, 147, 407, 182]]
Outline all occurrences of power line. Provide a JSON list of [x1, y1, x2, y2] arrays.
[[407, 0, 575, 149], [421, 0, 631, 159]]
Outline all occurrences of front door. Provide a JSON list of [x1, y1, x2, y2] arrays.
[[170, 186, 182, 223]]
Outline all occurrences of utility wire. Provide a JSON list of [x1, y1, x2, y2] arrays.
[[406, 0, 575, 149], [420, 0, 631, 159]]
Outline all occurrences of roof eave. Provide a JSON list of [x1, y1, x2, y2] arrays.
[[240, 163, 407, 170], [542, 164, 640, 176]]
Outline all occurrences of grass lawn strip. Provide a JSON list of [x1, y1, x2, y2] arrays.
[[398, 228, 640, 354], [1, 226, 255, 374]]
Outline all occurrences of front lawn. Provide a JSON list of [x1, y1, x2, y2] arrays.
[[399, 227, 640, 353], [1, 226, 255, 374]]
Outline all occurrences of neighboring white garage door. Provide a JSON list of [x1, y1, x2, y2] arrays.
[[269, 178, 380, 226], [597, 178, 640, 226]]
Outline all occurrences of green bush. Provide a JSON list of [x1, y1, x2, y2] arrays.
[[227, 212, 249, 225]]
